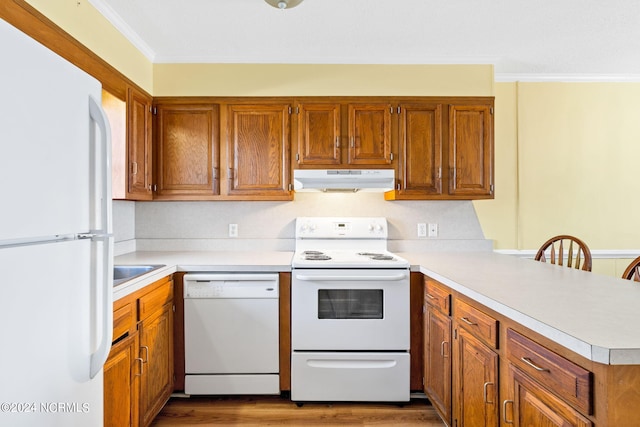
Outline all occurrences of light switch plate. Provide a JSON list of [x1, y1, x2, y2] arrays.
[[428, 223, 438, 237], [229, 223, 238, 237]]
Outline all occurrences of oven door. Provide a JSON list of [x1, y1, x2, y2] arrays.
[[291, 269, 410, 350]]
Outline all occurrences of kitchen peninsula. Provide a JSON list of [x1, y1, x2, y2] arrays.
[[115, 249, 640, 427]]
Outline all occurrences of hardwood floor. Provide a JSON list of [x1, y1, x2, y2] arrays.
[[151, 395, 446, 426]]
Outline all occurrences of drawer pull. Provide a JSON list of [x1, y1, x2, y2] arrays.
[[425, 293, 436, 300], [503, 400, 514, 424], [521, 356, 550, 372], [460, 317, 477, 326], [483, 381, 494, 404]]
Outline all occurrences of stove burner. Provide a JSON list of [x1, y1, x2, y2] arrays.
[[305, 255, 332, 260], [358, 252, 396, 261], [301, 250, 332, 261], [302, 250, 325, 255], [370, 255, 395, 261]]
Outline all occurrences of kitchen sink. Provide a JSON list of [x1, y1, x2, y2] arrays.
[[113, 264, 165, 287]]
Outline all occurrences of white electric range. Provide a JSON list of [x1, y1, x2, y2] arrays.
[[290, 217, 411, 403]]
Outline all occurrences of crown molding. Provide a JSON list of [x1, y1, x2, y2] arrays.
[[88, 0, 156, 61]]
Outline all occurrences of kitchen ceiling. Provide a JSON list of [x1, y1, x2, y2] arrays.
[[90, 0, 640, 81]]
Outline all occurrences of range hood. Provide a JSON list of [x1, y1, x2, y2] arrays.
[[293, 169, 395, 192]]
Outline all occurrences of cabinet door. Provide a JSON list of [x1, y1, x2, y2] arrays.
[[397, 103, 442, 196], [226, 103, 292, 199], [155, 104, 219, 199], [448, 104, 493, 197], [127, 87, 153, 200], [423, 306, 452, 425], [506, 364, 592, 427], [139, 303, 174, 427], [454, 328, 498, 427], [347, 103, 393, 165], [296, 102, 341, 166], [104, 332, 139, 427]]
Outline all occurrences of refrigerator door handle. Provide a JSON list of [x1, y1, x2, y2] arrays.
[[90, 234, 113, 378], [88, 95, 113, 235], [88, 95, 114, 378]]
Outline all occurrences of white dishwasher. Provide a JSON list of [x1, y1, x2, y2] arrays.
[[183, 273, 280, 395]]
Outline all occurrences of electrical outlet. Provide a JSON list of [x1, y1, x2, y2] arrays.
[[417, 223, 427, 237], [428, 223, 438, 237], [228, 223, 238, 238]]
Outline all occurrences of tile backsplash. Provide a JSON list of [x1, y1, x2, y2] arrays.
[[113, 193, 492, 253]]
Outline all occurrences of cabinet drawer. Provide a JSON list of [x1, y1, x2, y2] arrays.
[[112, 302, 135, 342], [424, 278, 450, 315], [138, 277, 173, 320], [454, 299, 498, 349], [506, 328, 592, 414]]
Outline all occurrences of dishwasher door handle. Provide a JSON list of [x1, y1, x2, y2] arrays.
[[295, 273, 407, 282]]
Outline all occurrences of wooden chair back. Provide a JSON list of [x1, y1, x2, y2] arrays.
[[534, 235, 592, 271], [622, 256, 640, 282]]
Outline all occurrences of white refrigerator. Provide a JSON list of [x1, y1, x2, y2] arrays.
[[0, 18, 113, 426]]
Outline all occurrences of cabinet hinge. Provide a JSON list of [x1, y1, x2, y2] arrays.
[[390, 106, 393, 114], [437, 167, 442, 179], [288, 183, 293, 191], [422, 305, 426, 314], [173, 304, 176, 312], [397, 106, 401, 114], [454, 328, 458, 339], [152, 107, 157, 115], [490, 107, 494, 115], [288, 106, 292, 114], [490, 184, 495, 193], [390, 153, 394, 161], [296, 153, 300, 162], [296, 106, 299, 114]]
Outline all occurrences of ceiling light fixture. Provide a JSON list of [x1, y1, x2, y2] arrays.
[[264, 0, 304, 9]]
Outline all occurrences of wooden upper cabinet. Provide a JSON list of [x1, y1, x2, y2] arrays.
[[296, 102, 341, 166], [127, 87, 153, 200], [225, 103, 292, 200], [448, 103, 493, 197], [106, 87, 153, 201], [348, 103, 393, 165], [395, 103, 443, 196], [154, 104, 219, 199], [293, 100, 394, 168]]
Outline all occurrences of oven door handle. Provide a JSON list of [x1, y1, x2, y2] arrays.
[[295, 273, 407, 281]]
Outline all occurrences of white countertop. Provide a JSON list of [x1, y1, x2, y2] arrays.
[[113, 249, 640, 365], [401, 251, 640, 365]]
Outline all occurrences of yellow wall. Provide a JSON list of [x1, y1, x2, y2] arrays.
[[153, 63, 494, 97], [24, 0, 153, 93], [474, 82, 640, 276]]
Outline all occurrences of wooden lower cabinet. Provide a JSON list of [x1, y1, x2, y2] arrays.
[[139, 299, 174, 427], [453, 328, 498, 427], [423, 306, 452, 424], [506, 363, 592, 427], [104, 332, 140, 427], [420, 276, 602, 426], [104, 276, 174, 427]]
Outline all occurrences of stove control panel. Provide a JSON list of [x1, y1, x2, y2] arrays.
[[296, 217, 388, 239]]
